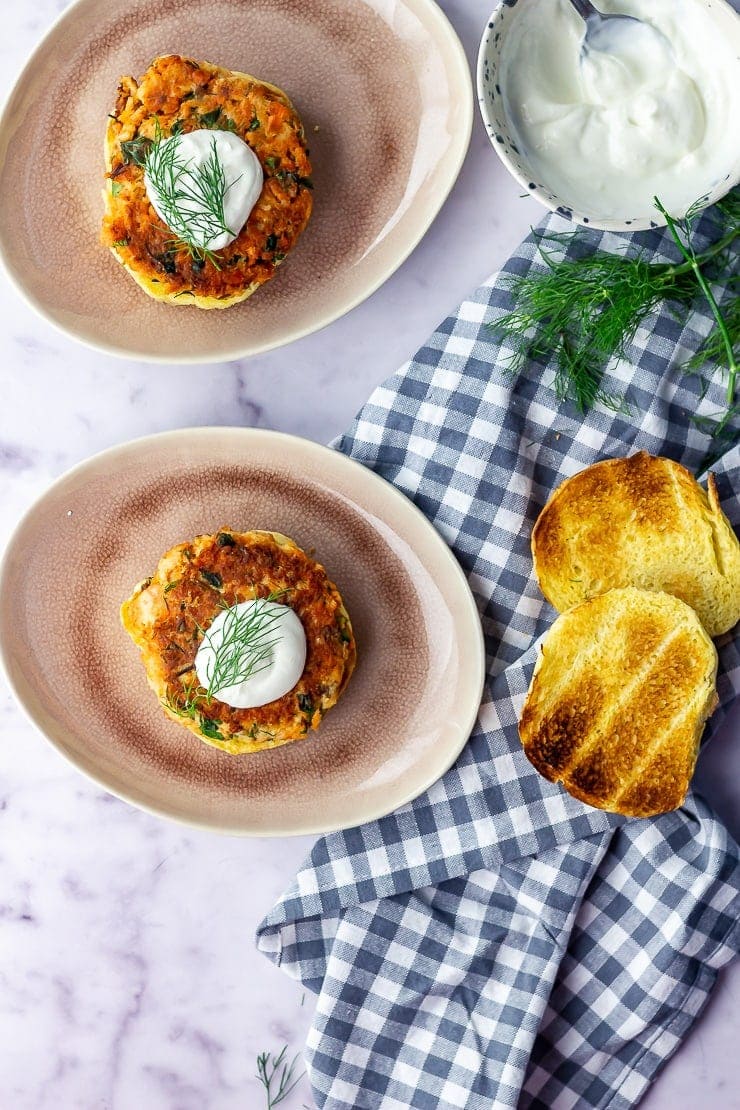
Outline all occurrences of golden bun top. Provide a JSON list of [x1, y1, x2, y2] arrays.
[[532, 451, 740, 637]]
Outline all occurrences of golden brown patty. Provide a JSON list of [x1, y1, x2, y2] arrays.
[[101, 55, 313, 307], [121, 530, 356, 755]]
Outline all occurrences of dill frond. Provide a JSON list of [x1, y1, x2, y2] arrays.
[[143, 121, 238, 263], [256, 1046, 303, 1109], [685, 286, 740, 377], [160, 590, 292, 731], [489, 240, 695, 413], [200, 593, 290, 702], [486, 189, 740, 429], [656, 196, 739, 408], [162, 676, 204, 720]]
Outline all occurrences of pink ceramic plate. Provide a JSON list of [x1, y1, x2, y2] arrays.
[[0, 0, 472, 362], [0, 429, 485, 835]]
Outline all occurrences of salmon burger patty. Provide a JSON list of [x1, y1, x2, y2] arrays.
[[121, 529, 355, 755], [101, 55, 313, 308]]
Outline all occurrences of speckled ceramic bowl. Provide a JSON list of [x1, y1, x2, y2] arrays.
[[477, 0, 740, 232]]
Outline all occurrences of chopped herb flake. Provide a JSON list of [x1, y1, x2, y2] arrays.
[[199, 717, 222, 740], [199, 108, 222, 128], [120, 134, 153, 167], [201, 570, 223, 589]]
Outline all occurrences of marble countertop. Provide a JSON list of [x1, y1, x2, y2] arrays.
[[1, 2, 738, 1107]]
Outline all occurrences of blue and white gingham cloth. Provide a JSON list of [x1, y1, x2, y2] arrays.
[[257, 206, 740, 1110]]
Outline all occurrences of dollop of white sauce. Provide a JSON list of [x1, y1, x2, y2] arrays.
[[499, 0, 740, 221], [144, 129, 263, 251], [195, 600, 306, 709]]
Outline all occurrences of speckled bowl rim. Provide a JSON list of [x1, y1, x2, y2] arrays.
[[0, 427, 486, 836], [0, 0, 473, 364], [476, 0, 740, 233]]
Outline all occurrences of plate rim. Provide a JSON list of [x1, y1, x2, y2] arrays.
[[0, 427, 486, 836], [0, 0, 473, 364]]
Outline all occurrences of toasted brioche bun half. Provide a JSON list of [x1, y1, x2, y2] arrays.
[[519, 588, 718, 817], [532, 452, 740, 638], [102, 55, 313, 308]]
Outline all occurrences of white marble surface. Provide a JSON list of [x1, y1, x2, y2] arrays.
[[0, 2, 738, 1107]]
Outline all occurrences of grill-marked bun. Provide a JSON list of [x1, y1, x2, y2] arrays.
[[519, 588, 718, 817], [532, 452, 740, 637]]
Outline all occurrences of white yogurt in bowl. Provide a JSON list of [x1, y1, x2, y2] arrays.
[[477, 0, 740, 230]]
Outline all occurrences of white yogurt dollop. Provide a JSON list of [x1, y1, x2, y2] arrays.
[[195, 600, 306, 709], [499, 0, 740, 221], [144, 129, 263, 251]]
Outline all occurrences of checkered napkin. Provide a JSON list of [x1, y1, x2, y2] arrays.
[[257, 207, 740, 1109]]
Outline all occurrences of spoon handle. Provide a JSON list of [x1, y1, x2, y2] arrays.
[[568, 0, 600, 19]]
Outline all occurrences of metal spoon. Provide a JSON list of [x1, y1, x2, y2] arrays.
[[567, 0, 666, 54]]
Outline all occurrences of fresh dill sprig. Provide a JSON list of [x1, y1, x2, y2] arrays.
[[161, 589, 291, 724], [486, 190, 739, 422], [256, 1046, 303, 1109], [487, 234, 694, 413], [143, 120, 239, 268], [199, 590, 290, 702], [685, 281, 740, 379], [163, 674, 222, 740], [655, 196, 739, 408], [162, 675, 203, 720], [716, 189, 740, 227], [165, 235, 222, 271]]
